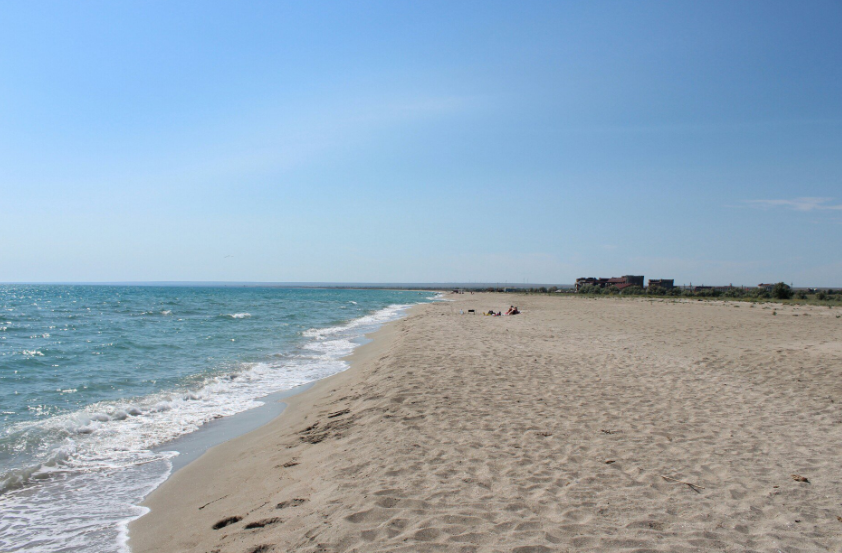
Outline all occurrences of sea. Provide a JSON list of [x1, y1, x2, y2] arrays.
[[0, 285, 438, 552]]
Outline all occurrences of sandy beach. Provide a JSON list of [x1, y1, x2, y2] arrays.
[[129, 294, 842, 553]]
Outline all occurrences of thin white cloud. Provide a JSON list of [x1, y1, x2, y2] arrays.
[[743, 197, 842, 212]]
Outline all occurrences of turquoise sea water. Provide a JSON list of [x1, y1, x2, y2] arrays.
[[0, 285, 436, 552]]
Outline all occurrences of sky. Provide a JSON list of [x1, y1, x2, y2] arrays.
[[1, 1, 841, 286]]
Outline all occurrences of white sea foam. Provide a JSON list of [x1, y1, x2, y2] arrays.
[[226, 313, 251, 319], [302, 303, 410, 340], [0, 302, 415, 553]]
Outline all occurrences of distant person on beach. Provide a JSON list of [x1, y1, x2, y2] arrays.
[[506, 306, 520, 315]]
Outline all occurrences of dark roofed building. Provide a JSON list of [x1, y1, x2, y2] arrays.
[[575, 275, 644, 291], [622, 275, 644, 288], [648, 279, 674, 289]]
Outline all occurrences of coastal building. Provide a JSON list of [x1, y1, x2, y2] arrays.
[[575, 275, 644, 291], [623, 275, 645, 288], [648, 279, 674, 289]]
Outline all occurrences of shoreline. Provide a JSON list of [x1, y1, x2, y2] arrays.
[[150, 296, 441, 474], [130, 293, 842, 552], [128, 302, 428, 551], [154, 381, 315, 474]]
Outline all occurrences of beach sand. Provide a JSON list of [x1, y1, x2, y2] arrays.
[[129, 294, 842, 552]]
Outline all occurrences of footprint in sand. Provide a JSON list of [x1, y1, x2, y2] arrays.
[[244, 517, 281, 529], [212, 516, 241, 530], [276, 498, 307, 509]]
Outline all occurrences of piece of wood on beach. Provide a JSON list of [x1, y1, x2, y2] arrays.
[[791, 474, 810, 483], [661, 475, 705, 493]]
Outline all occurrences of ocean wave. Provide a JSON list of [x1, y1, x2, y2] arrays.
[[0, 296, 424, 553], [0, 441, 77, 492], [139, 310, 173, 316], [0, 303, 413, 498], [223, 313, 251, 319], [302, 303, 410, 339]]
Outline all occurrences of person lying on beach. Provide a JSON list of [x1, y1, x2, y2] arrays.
[[505, 306, 520, 315]]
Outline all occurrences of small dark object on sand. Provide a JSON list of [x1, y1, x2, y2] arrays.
[[792, 474, 810, 483]]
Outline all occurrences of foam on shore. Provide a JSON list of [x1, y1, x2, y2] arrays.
[[0, 301, 422, 553]]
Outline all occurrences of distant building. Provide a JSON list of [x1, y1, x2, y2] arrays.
[[575, 275, 644, 291], [648, 279, 674, 289], [758, 283, 776, 291], [623, 275, 645, 287]]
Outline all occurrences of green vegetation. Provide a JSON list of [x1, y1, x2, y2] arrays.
[[473, 283, 841, 306], [772, 282, 793, 300]]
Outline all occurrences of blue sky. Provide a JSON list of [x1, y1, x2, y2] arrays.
[[2, 1, 840, 285]]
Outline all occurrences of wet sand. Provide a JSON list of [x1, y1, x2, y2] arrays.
[[130, 294, 842, 552]]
